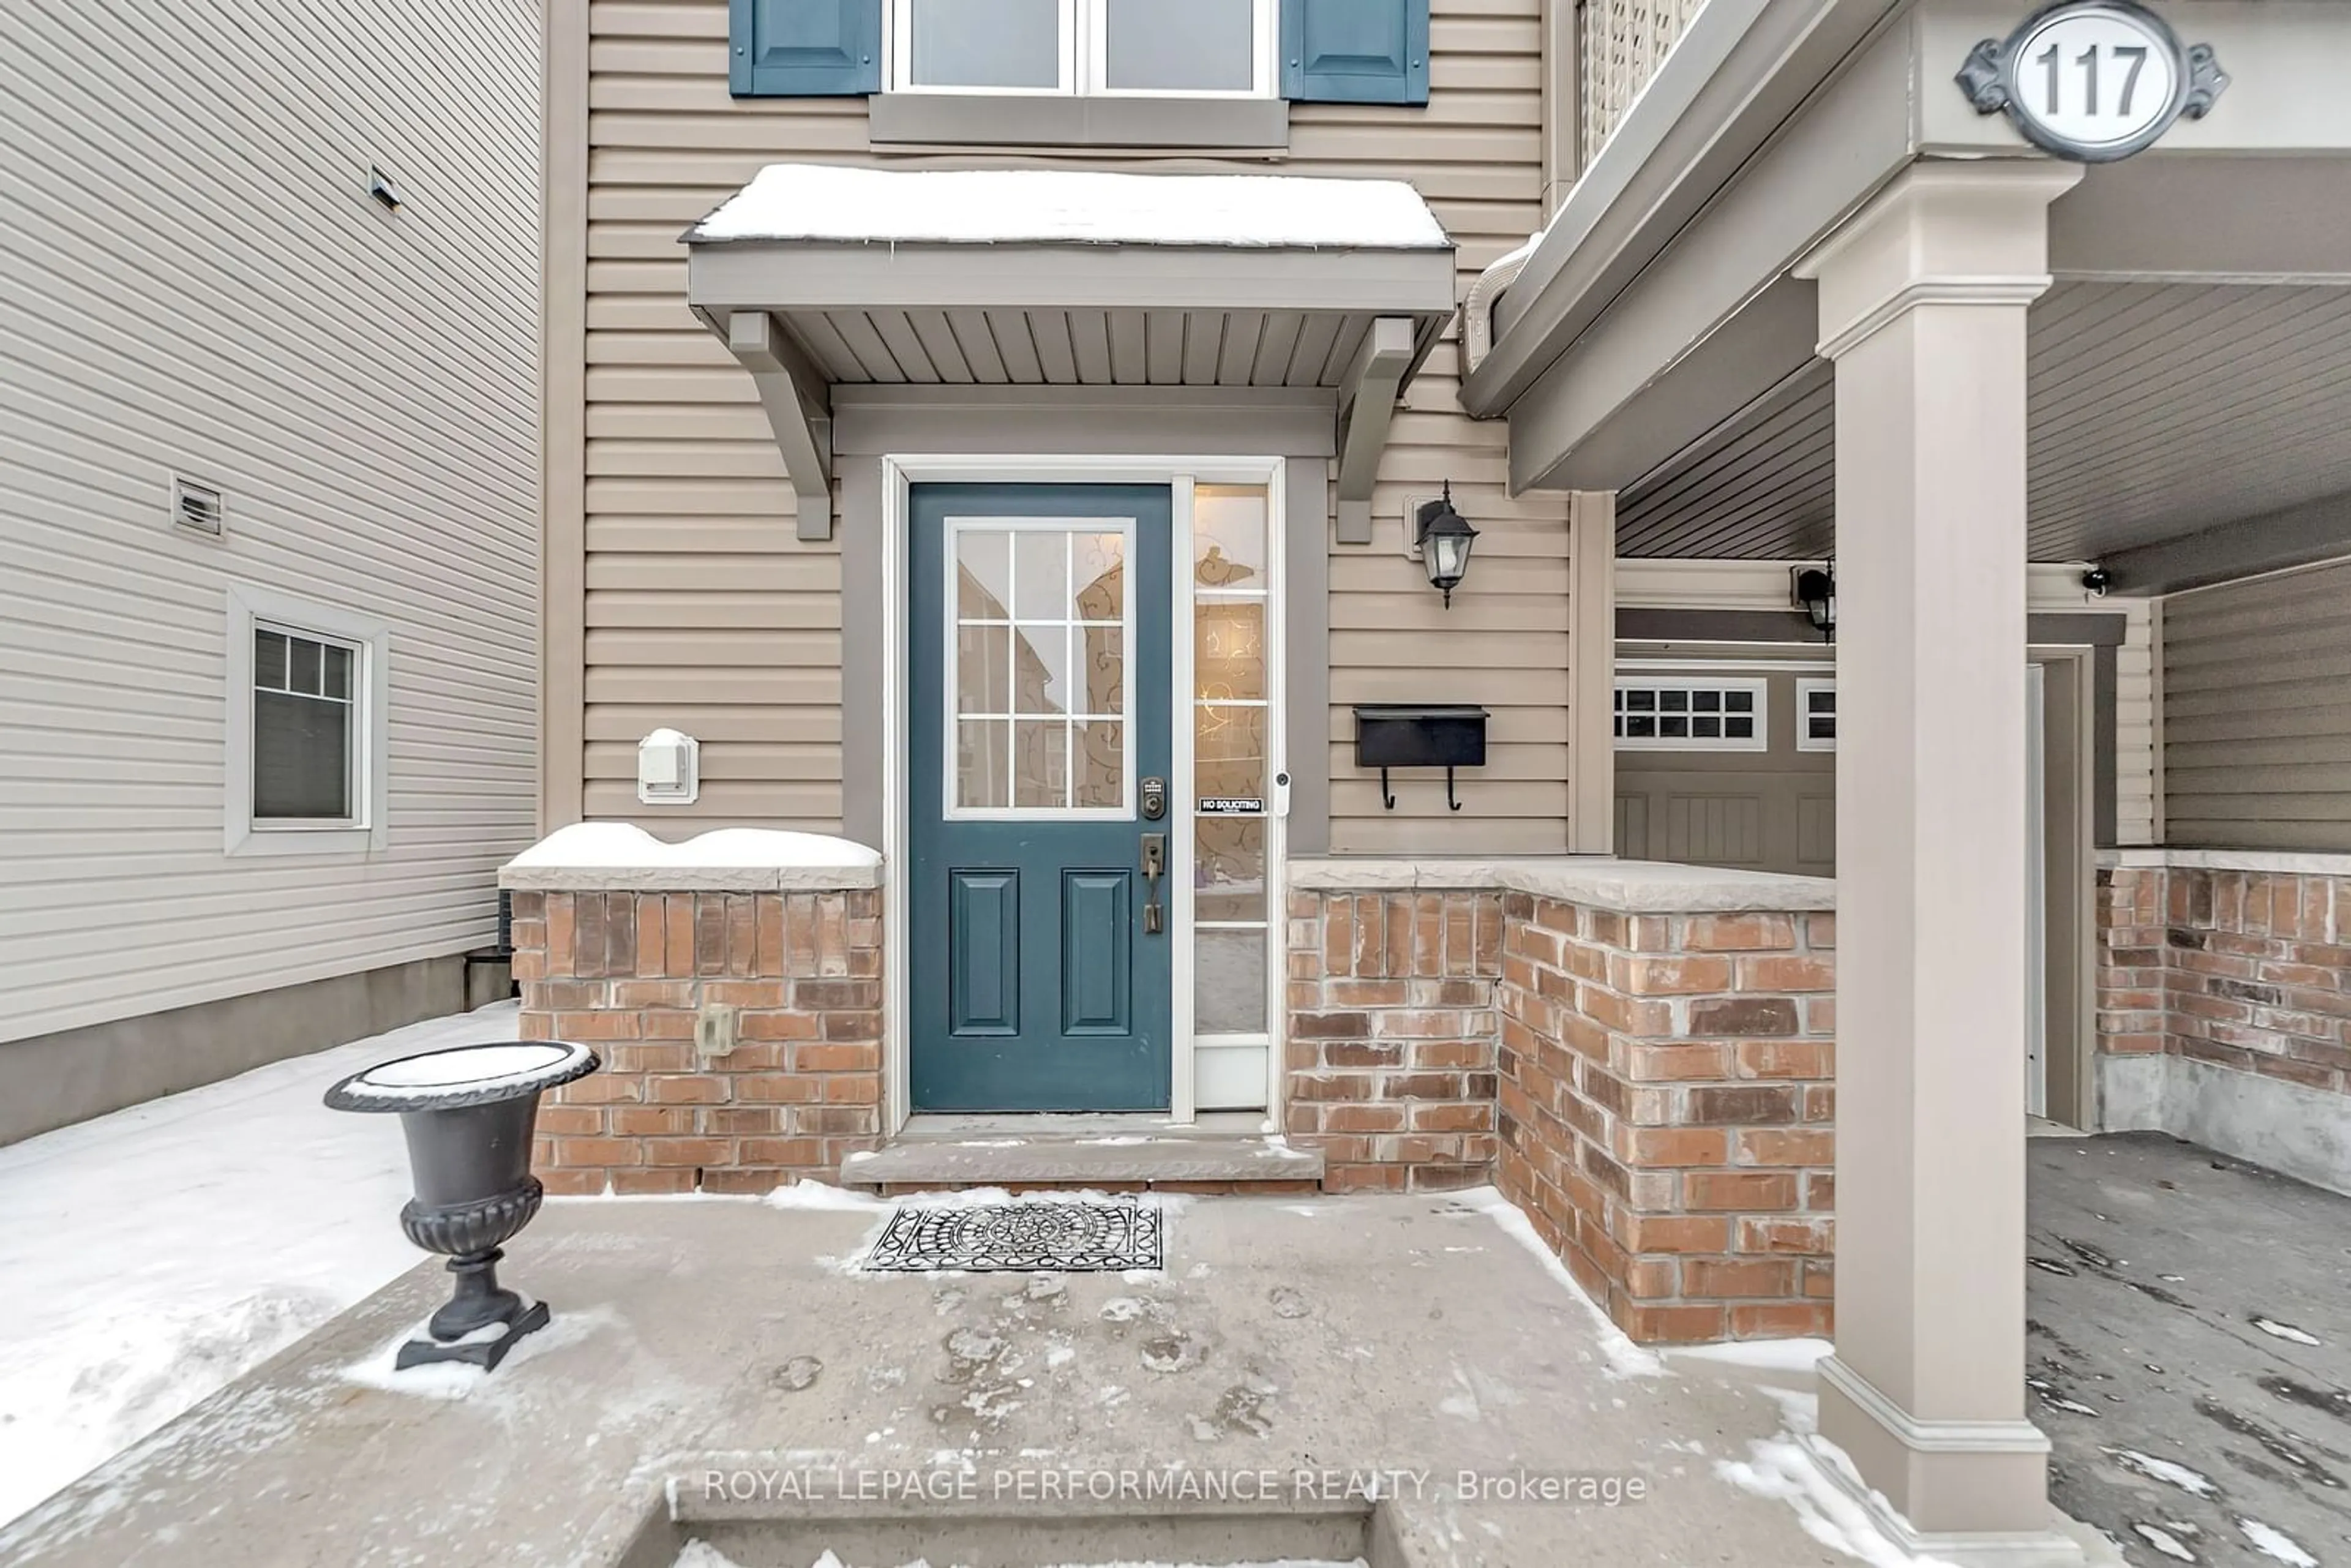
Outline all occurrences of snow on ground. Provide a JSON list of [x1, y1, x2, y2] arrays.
[[764, 1179, 886, 1212], [339, 1302, 623, 1403], [1451, 1191, 1973, 1566], [1710, 1382, 1965, 1568], [2238, 1517, 2319, 1566], [1453, 1187, 1662, 1378], [1669, 1337, 1833, 1378], [675, 1550, 1366, 1568], [0, 1000, 521, 1528], [2250, 1316, 2322, 1346]]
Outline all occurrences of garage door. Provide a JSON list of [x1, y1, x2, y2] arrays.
[[1612, 658, 1837, 878]]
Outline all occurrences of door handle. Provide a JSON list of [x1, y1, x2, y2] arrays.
[[1140, 832, 1166, 936]]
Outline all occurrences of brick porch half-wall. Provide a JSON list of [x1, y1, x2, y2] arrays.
[[2098, 861, 2351, 1095], [1284, 861, 1837, 1345], [1494, 898, 1836, 1344], [1282, 890, 1506, 1193], [508, 888, 884, 1195]]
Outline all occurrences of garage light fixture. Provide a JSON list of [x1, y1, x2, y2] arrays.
[[1791, 563, 1835, 643]]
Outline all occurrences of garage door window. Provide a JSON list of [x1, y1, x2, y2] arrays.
[[1797, 679, 1837, 752], [1614, 678, 1766, 751]]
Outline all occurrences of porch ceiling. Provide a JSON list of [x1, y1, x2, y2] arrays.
[[1618, 280, 2351, 563], [745, 305, 1413, 392]]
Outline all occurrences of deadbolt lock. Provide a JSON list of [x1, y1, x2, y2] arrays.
[[1141, 776, 1167, 820]]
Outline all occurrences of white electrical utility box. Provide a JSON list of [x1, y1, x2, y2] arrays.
[[637, 728, 699, 805]]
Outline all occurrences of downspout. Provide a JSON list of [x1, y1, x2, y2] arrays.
[[1461, 231, 1542, 377]]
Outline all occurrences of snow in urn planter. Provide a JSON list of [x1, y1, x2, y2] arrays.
[[324, 1040, 598, 1371]]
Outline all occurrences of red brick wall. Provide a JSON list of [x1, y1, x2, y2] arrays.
[[1281, 890, 1505, 1193], [1493, 897, 1837, 1344], [516, 872, 1840, 1346], [509, 888, 883, 1195], [2098, 865, 2351, 1095]]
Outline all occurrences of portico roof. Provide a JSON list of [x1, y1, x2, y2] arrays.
[[682, 165, 1457, 538], [1468, 0, 2351, 586]]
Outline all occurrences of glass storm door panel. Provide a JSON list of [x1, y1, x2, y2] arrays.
[[909, 484, 1174, 1111]]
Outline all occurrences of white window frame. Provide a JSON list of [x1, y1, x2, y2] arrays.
[[1613, 677, 1769, 753], [1796, 677, 1838, 753], [223, 583, 390, 857], [942, 514, 1138, 823], [887, 0, 1277, 99]]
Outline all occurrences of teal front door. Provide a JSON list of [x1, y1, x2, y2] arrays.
[[909, 484, 1174, 1111]]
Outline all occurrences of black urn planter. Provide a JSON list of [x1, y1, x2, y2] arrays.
[[325, 1040, 599, 1371]]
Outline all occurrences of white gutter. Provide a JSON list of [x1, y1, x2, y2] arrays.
[[1461, 232, 1542, 374]]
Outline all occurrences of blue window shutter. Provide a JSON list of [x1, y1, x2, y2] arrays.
[[1280, 0, 1430, 106], [730, 0, 882, 97]]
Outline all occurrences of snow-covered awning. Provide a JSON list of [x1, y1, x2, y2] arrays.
[[687, 164, 1452, 251], [682, 165, 1458, 539]]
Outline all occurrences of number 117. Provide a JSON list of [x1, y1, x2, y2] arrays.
[[2035, 41, 2148, 116]]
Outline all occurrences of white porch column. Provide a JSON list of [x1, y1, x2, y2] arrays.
[[1793, 160, 2084, 1565]]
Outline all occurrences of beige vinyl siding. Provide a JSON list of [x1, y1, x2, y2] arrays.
[[0, 0, 539, 1041], [576, 0, 1572, 851], [2115, 598, 2159, 846], [2162, 558, 2351, 852]]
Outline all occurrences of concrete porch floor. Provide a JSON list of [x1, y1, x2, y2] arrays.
[[2028, 1133, 2351, 1567], [0, 1190, 1875, 1568]]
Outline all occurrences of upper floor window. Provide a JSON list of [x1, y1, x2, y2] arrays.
[[729, 0, 1428, 113], [891, 0, 1275, 97]]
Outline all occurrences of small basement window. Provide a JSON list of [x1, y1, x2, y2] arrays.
[[1614, 678, 1767, 752], [891, 0, 1275, 96], [223, 585, 389, 857], [1796, 678, 1837, 752]]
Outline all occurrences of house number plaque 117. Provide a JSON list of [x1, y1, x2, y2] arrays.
[[1957, 1, 2227, 164]]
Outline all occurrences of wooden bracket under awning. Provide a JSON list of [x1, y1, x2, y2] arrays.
[[1333, 316, 1420, 546], [720, 309, 834, 540]]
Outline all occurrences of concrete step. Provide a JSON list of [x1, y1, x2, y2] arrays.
[[839, 1112, 1325, 1193]]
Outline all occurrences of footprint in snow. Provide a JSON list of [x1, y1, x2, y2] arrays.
[[1141, 1332, 1207, 1375], [770, 1355, 823, 1393]]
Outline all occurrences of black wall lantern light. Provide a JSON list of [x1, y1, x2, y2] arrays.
[[1791, 563, 1836, 643], [326, 1039, 599, 1371], [1414, 484, 1479, 607]]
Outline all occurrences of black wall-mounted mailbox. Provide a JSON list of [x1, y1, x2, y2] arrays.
[[1352, 703, 1489, 811]]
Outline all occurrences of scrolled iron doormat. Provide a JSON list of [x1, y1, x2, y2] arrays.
[[860, 1198, 1163, 1274]]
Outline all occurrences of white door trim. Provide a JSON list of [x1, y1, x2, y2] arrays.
[[880, 454, 1286, 1132], [2025, 662, 2049, 1119]]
